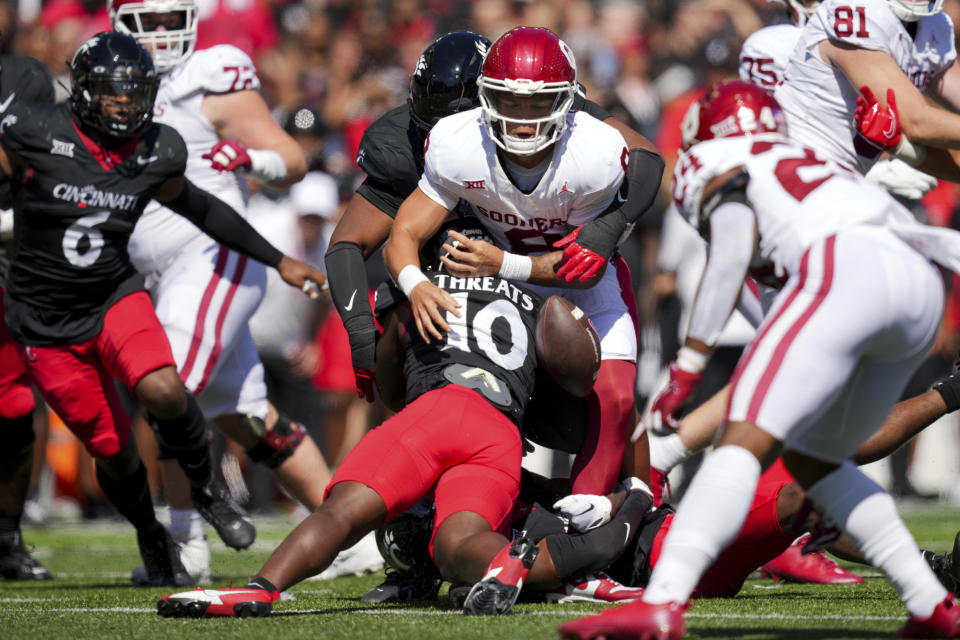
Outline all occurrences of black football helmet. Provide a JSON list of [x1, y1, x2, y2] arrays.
[[375, 498, 436, 574], [408, 31, 491, 131], [69, 32, 158, 139]]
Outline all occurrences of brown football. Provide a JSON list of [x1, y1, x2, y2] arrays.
[[535, 295, 601, 397]]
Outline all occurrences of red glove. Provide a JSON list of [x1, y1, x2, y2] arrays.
[[553, 227, 606, 283], [646, 361, 702, 434], [854, 86, 901, 152], [202, 140, 252, 172], [355, 368, 376, 404]]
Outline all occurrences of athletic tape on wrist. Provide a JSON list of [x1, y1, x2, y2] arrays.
[[397, 265, 429, 297], [246, 148, 288, 183], [498, 252, 533, 281]]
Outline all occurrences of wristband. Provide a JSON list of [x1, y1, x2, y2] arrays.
[[676, 345, 709, 373], [0, 209, 12, 241], [894, 137, 927, 168], [618, 476, 653, 498], [934, 373, 960, 413], [397, 265, 429, 297], [246, 148, 288, 183], [498, 251, 533, 281]]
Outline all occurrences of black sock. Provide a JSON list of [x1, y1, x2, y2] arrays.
[[0, 514, 20, 535], [246, 577, 279, 593], [150, 395, 212, 485], [95, 460, 157, 531]]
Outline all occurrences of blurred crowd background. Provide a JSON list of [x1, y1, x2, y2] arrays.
[[6, 0, 960, 523]]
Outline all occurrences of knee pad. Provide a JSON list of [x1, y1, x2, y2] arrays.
[[245, 414, 307, 469], [0, 414, 35, 461]]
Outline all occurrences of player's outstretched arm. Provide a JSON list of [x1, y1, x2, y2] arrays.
[[384, 187, 459, 342], [325, 194, 397, 402], [156, 176, 325, 297], [202, 90, 307, 188]]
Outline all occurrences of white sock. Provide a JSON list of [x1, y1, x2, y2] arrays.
[[649, 432, 691, 473], [168, 508, 205, 543], [806, 462, 946, 619], [643, 445, 761, 604]]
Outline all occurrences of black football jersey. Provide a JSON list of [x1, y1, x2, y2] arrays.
[[375, 272, 543, 423], [354, 96, 610, 218], [1, 102, 188, 345], [0, 56, 55, 285]]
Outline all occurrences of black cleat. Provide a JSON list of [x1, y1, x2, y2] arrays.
[[0, 530, 53, 581], [922, 531, 960, 596], [190, 480, 255, 550], [361, 569, 442, 604], [137, 525, 192, 587]]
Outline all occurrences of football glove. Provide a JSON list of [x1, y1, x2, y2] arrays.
[[865, 158, 937, 201], [553, 494, 613, 533], [203, 140, 253, 173], [854, 86, 901, 152], [646, 361, 703, 434], [554, 227, 607, 283]]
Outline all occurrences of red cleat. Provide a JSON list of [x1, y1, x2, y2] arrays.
[[462, 536, 539, 615], [546, 571, 645, 604], [760, 534, 863, 585], [558, 599, 687, 640], [899, 595, 960, 638], [157, 587, 279, 618]]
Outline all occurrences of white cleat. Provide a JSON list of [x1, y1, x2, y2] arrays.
[[309, 531, 384, 580]]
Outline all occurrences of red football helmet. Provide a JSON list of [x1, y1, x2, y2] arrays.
[[109, 0, 198, 74], [681, 80, 788, 151], [478, 27, 577, 156]]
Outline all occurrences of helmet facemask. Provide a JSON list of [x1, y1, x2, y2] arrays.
[[885, 0, 944, 21], [478, 78, 575, 156], [110, 0, 198, 73]]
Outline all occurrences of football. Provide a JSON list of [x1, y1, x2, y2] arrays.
[[535, 295, 601, 397]]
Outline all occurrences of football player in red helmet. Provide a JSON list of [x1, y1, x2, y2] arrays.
[[385, 26, 644, 501]]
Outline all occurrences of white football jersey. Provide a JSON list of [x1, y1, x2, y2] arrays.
[[672, 133, 910, 277], [129, 45, 261, 273], [775, 0, 956, 174], [418, 107, 627, 255], [739, 24, 802, 91]]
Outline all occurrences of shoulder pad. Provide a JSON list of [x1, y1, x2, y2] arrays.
[[182, 46, 261, 94], [357, 111, 421, 185], [2, 56, 55, 104]]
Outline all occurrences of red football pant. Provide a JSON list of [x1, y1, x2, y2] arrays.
[[16, 291, 176, 458], [0, 292, 34, 419], [651, 458, 797, 598], [327, 384, 523, 558]]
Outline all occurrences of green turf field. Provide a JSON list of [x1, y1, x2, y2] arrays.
[[1, 503, 958, 639]]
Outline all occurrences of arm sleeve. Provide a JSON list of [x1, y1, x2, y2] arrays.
[[163, 179, 283, 267], [325, 241, 378, 371], [685, 201, 756, 345], [575, 148, 665, 259]]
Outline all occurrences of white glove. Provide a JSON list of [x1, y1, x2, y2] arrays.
[[553, 494, 613, 533], [865, 158, 938, 201]]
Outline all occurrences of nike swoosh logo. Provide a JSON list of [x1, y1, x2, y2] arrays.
[[0, 92, 14, 114], [137, 155, 159, 166], [624, 522, 631, 545], [616, 185, 628, 203], [344, 289, 358, 311]]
